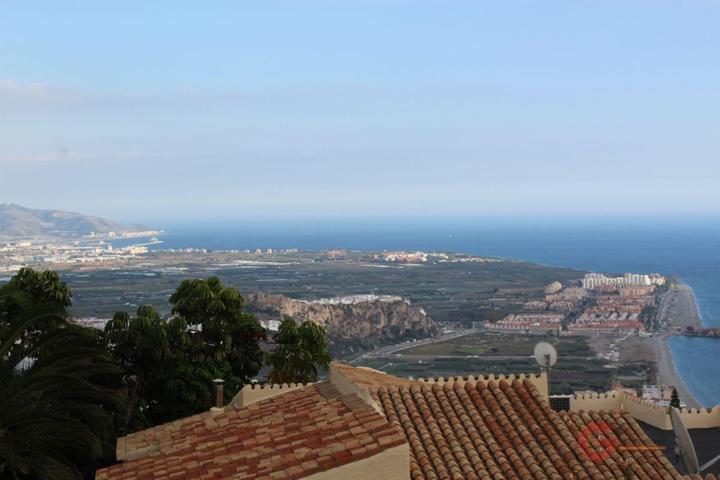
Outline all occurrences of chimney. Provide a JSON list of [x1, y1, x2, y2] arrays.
[[213, 378, 225, 409]]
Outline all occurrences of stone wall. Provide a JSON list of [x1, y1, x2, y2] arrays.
[[231, 382, 311, 408], [569, 389, 720, 430], [328, 364, 384, 414]]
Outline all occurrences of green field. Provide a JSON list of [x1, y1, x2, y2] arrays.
[[399, 331, 593, 357], [355, 356, 616, 394], [58, 250, 584, 328], [355, 332, 653, 394]]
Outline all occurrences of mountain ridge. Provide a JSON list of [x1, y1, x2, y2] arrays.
[[0, 203, 136, 237]]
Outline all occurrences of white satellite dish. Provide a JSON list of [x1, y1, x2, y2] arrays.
[[670, 406, 720, 474], [670, 406, 700, 473], [533, 342, 557, 370]]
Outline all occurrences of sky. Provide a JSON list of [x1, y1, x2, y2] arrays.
[[1, 1, 720, 223]]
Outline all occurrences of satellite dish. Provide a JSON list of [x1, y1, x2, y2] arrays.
[[670, 406, 700, 473], [670, 406, 720, 474], [533, 342, 557, 370]]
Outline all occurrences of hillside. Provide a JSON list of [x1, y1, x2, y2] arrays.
[[246, 292, 439, 354], [0, 203, 131, 237]]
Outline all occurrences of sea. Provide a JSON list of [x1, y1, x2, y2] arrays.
[[124, 217, 720, 407]]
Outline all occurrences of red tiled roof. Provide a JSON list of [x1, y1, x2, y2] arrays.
[[96, 382, 405, 480], [377, 378, 682, 480], [98, 363, 708, 480]]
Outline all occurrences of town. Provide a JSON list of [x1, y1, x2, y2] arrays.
[[489, 272, 667, 335], [0, 232, 162, 272]]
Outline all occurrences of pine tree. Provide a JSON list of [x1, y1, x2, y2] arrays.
[[670, 387, 681, 409]]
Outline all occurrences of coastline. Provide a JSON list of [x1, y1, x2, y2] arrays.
[[655, 283, 704, 408]]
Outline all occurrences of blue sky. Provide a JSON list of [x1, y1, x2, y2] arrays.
[[1, 1, 719, 222]]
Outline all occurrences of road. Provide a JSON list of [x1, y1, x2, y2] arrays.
[[351, 328, 480, 362], [352, 327, 591, 363]]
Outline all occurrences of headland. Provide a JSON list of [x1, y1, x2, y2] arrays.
[[625, 283, 702, 408]]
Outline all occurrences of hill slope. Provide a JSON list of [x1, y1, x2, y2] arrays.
[[0, 203, 131, 237], [246, 292, 439, 354]]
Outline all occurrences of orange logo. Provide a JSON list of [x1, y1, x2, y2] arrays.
[[576, 421, 621, 462]]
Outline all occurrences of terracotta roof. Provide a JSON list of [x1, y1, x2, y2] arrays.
[[96, 382, 405, 480], [98, 363, 710, 480], [377, 377, 683, 480]]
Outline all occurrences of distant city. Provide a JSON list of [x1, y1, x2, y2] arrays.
[[0, 230, 163, 272], [490, 272, 666, 336]]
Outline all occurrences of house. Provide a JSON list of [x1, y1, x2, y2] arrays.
[[96, 363, 718, 479]]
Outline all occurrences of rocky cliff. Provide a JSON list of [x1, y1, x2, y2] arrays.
[[246, 292, 438, 344]]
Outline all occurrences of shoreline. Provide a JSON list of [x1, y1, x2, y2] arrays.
[[654, 283, 704, 408]]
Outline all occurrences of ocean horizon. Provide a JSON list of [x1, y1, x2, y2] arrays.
[[119, 218, 720, 406]]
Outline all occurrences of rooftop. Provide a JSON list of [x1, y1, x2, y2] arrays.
[[96, 363, 719, 480], [97, 381, 405, 480], [379, 379, 678, 479], [639, 421, 720, 477]]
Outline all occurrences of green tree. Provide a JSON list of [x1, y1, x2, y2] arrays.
[[670, 388, 681, 409], [266, 317, 331, 384], [105, 277, 266, 425], [103, 305, 182, 431], [0, 268, 123, 480]]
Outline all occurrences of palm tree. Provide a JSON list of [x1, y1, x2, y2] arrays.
[[266, 317, 331, 384], [0, 268, 123, 480]]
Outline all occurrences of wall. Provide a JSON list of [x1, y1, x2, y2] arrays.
[[622, 394, 671, 429], [570, 391, 623, 412], [231, 382, 310, 408], [569, 389, 720, 430], [328, 364, 384, 414], [305, 443, 410, 480]]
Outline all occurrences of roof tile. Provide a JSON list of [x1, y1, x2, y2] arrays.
[[96, 382, 404, 480]]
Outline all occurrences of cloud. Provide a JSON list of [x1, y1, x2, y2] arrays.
[[0, 79, 91, 112], [0, 80, 50, 94]]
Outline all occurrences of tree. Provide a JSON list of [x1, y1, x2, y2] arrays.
[[670, 388, 681, 409], [105, 277, 266, 425], [266, 317, 331, 384], [169, 277, 266, 388], [0, 268, 123, 480], [103, 305, 182, 431]]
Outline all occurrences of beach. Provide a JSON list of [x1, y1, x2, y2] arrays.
[[621, 283, 704, 408]]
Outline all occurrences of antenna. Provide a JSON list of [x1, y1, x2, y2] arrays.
[[533, 342, 558, 371], [670, 406, 720, 474], [670, 406, 699, 473]]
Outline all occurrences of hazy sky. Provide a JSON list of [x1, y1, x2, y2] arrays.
[[2, 1, 719, 222]]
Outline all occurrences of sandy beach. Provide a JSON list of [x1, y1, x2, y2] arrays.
[[622, 283, 704, 408]]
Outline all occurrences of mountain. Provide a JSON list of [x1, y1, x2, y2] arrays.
[[0, 203, 133, 237], [246, 292, 438, 354]]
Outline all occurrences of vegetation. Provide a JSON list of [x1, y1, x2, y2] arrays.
[[105, 276, 267, 426], [63, 251, 584, 330], [639, 304, 659, 331], [266, 317, 331, 384], [401, 332, 593, 357], [355, 354, 646, 394], [670, 388, 681, 409], [0, 268, 335, 479], [0, 269, 123, 480]]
